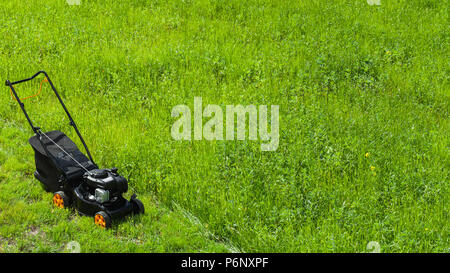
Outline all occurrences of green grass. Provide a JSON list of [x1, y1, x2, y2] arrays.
[[0, 0, 448, 252]]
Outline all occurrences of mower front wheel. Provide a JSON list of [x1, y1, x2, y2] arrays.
[[94, 211, 111, 229], [53, 191, 70, 209]]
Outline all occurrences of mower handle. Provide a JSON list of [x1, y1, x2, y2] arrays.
[[5, 70, 48, 86], [5, 71, 96, 165]]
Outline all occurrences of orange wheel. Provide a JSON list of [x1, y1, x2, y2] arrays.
[[94, 211, 111, 228], [52, 192, 66, 208]]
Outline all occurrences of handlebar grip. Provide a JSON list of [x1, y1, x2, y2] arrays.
[[5, 71, 48, 86]]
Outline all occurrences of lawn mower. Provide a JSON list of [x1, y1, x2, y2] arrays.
[[5, 71, 144, 228]]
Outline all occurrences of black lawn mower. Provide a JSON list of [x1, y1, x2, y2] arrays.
[[5, 71, 144, 228]]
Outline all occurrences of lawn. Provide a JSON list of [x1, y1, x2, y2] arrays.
[[0, 0, 448, 252]]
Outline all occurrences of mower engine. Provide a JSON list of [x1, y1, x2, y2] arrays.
[[82, 168, 128, 204], [70, 166, 144, 227]]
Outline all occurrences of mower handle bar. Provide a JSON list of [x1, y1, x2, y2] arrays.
[[5, 70, 47, 86], [5, 71, 96, 165]]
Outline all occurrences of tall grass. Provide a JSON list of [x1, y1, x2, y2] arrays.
[[0, 0, 448, 252]]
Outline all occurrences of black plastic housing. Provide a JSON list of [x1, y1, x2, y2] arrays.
[[29, 130, 98, 192], [83, 169, 128, 195]]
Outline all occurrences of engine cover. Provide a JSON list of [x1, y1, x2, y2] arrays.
[[82, 168, 128, 196]]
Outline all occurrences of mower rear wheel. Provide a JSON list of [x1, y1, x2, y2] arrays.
[[131, 198, 145, 214], [94, 211, 111, 229], [53, 191, 69, 209]]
